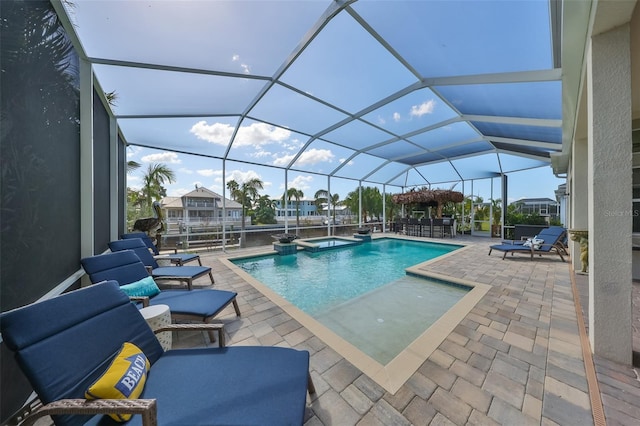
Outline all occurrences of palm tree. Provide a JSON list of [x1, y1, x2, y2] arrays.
[[344, 186, 384, 223], [314, 189, 340, 225], [226, 180, 239, 200], [285, 188, 304, 229], [142, 163, 175, 211], [227, 178, 264, 247], [127, 160, 141, 174], [254, 195, 277, 224], [385, 193, 399, 222]]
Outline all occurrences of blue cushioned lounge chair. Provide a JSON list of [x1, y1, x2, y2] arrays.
[[1, 281, 314, 426], [488, 226, 567, 261], [121, 232, 201, 266], [81, 250, 239, 341], [497, 226, 566, 247], [109, 238, 214, 289]]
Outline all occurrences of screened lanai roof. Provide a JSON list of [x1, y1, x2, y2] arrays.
[[60, 0, 563, 188]]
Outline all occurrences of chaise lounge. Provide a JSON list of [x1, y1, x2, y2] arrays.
[[488, 226, 567, 261], [0, 281, 314, 426], [109, 238, 214, 289], [121, 232, 202, 266], [81, 250, 239, 342]]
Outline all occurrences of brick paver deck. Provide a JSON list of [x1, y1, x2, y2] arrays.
[[171, 234, 640, 425]]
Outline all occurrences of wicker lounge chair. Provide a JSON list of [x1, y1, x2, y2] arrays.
[[121, 232, 202, 266], [81, 250, 239, 341], [109, 238, 214, 289], [488, 227, 567, 261], [1, 281, 314, 426]]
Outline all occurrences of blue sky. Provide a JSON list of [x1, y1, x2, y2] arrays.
[[127, 145, 565, 204]]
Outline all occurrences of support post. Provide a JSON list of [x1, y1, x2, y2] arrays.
[[587, 24, 632, 364]]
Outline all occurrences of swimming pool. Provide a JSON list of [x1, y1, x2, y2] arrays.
[[225, 236, 490, 393], [233, 238, 462, 315]]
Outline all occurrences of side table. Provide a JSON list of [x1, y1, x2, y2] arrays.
[[139, 304, 172, 351]]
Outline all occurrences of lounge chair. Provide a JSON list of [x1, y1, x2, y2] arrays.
[[121, 232, 202, 266], [0, 281, 314, 426], [498, 226, 566, 246], [109, 238, 214, 289], [81, 250, 239, 341], [488, 226, 567, 261]]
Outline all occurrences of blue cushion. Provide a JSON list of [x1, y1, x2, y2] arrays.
[[121, 232, 159, 255], [109, 239, 160, 269], [131, 347, 308, 426], [150, 289, 237, 317], [81, 251, 150, 286], [120, 276, 161, 298], [152, 265, 210, 279]]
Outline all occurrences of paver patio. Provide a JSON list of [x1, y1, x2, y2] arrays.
[[170, 234, 640, 425]]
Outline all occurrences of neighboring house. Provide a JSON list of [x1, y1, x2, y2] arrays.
[[318, 203, 354, 223], [274, 198, 319, 219], [554, 184, 569, 227], [161, 187, 243, 231], [511, 197, 560, 223]]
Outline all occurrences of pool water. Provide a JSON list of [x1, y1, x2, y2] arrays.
[[309, 238, 356, 249], [315, 275, 468, 363], [233, 238, 466, 364], [296, 237, 361, 252], [234, 238, 461, 313]]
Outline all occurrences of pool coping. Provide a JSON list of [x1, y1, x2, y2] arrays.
[[220, 236, 490, 394], [294, 235, 362, 250]]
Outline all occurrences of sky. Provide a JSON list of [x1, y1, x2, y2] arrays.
[[127, 145, 566, 205]]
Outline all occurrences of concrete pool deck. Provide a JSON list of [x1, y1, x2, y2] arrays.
[[169, 234, 640, 425]]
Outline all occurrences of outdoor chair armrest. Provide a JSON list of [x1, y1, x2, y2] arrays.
[[20, 398, 157, 426], [154, 323, 226, 347], [130, 296, 150, 307]]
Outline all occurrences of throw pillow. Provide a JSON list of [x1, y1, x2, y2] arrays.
[[85, 342, 151, 422], [120, 276, 161, 298], [523, 237, 544, 250]]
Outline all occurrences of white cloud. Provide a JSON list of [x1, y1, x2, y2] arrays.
[[190, 121, 291, 147], [273, 154, 295, 167], [393, 112, 401, 122], [141, 152, 181, 164], [288, 175, 314, 192], [273, 148, 333, 167], [225, 169, 262, 184], [339, 158, 354, 166], [410, 100, 436, 117], [251, 149, 273, 158], [197, 169, 217, 177], [190, 121, 233, 145], [236, 122, 290, 146]]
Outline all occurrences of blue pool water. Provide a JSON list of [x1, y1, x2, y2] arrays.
[[233, 238, 462, 315], [309, 238, 355, 249]]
